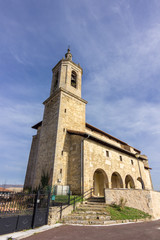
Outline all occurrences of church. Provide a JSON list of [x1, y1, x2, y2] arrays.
[[24, 49, 153, 196]]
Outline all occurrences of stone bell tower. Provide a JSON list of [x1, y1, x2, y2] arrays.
[[24, 49, 87, 190]]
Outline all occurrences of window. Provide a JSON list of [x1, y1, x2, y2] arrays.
[[54, 71, 59, 88], [106, 151, 109, 157], [61, 150, 63, 156], [64, 109, 67, 113], [71, 71, 77, 88], [120, 156, 122, 161], [131, 160, 134, 165], [60, 169, 62, 174]]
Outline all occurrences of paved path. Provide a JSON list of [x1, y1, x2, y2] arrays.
[[22, 220, 160, 240]]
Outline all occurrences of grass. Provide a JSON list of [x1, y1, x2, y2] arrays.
[[55, 195, 83, 204], [106, 204, 151, 220]]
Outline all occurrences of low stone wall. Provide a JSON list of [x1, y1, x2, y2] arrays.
[[105, 189, 160, 219], [48, 202, 80, 225], [150, 191, 160, 219]]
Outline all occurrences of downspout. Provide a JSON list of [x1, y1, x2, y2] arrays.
[[135, 153, 145, 189], [81, 134, 90, 195]]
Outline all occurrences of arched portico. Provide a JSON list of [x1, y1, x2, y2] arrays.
[[125, 175, 135, 189], [111, 172, 123, 188], [137, 177, 145, 189], [93, 169, 109, 197]]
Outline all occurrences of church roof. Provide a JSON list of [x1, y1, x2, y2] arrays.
[[67, 129, 145, 160], [32, 121, 42, 129], [86, 123, 140, 153], [31, 121, 141, 155]]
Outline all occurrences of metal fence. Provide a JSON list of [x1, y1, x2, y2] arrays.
[[0, 190, 51, 235]]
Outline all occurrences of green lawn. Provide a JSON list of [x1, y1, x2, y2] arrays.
[[54, 195, 82, 204], [106, 205, 151, 220]]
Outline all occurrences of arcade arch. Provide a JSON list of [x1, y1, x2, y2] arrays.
[[125, 175, 135, 189], [137, 177, 145, 189], [111, 172, 123, 188], [93, 169, 109, 197]]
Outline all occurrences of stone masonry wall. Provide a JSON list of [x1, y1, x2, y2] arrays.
[[32, 93, 60, 189], [51, 89, 86, 188], [24, 127, 41, 189], [83, 139, 152, 193], [105, 189, 160, 219], [67, 135, 82, 195]]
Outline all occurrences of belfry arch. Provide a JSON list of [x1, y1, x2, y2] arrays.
[[111, 172, 123, 188], [93, 169, 109, 197], [125, 175, 135, 189]]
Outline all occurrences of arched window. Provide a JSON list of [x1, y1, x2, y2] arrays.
[[54, 71, 59, 88], [71, 71, 77, 88]]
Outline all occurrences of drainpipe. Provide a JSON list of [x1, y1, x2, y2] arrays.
[[81, 134, 90, 195], [135, 153, 145, 189]]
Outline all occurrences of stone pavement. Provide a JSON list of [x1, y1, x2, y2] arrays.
[[0, 224, 62, 240], [1, 220, 160, 240], [21, 220, 160, 240]]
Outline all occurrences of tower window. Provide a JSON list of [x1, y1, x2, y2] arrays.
[[106, 151, 109, 157], [71, 71, 77, 88], [120, 156, 122, 161], [131, 160, 134, 165], [54, 71, 59, 88]]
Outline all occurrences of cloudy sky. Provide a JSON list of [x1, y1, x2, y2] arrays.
[[0, 0, 160, 190]]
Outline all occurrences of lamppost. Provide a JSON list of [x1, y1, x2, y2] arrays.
[[135, 153, 145, 190]]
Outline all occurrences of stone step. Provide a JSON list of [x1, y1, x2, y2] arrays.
[[61, 219, 116, 225], [64, 214, 111, 221], [82, 203, 107, 208], [83, 201, 106, 206], [77, 206, 107, 212], [87, 197, 105, 203], [75, 210, 109, 215]]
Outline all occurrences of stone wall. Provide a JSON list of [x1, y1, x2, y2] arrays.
[[48, 202, 80, 225], [51, 89, 86, 188], [83, 139, 152, 194], [24, 127, 41, 189], [105, 189, 160, 219]]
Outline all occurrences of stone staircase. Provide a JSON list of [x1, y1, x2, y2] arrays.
[[61, 197, 116, 225]]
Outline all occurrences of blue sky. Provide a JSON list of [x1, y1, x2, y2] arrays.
[[0, 0, 160, 190]]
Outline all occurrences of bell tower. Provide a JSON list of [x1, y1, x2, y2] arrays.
[[50, 48, 82, 98], [24, 49, 87, 190]]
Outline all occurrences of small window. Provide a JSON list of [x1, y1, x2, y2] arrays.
[[54, 71, 59, 88], [64, 109, 67, 113], [106, 151, 109, 157], [120, 156, 122, 161], [63, 128, 65, 132], [61, 150, 63, 156], [60, 169, 62, 174], [131, 160, 134, 165], [71, 71, 77, 88]]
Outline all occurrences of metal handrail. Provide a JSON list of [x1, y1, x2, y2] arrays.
[[58, 188, 94, 218]]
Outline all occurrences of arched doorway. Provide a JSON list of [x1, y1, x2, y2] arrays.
[[111, 172, 123, 188], [125, 175, 135, 189], [93, 169, 109, 197], [137, 177, 145, 189]]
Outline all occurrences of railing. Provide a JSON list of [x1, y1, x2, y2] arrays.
[[0, 193, 36, 216], [58, 188, 94, 219], [0, 190, 51, 235]]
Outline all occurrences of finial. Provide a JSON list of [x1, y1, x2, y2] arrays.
[[65, 46, 72, 61]]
